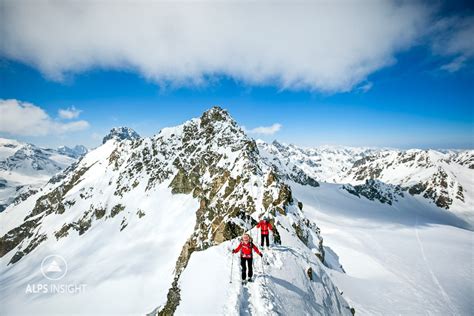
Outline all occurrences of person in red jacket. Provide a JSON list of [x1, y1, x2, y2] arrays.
[[256, 216, 273, 248], [232, 233, 262, 282]]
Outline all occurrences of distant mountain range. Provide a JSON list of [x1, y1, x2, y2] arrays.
[[0, 138, 88, 212], [0, 108, 472, 315], [258, 141, 473, 223]]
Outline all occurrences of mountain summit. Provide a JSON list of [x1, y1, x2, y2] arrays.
[[102, 126, 141, 144], [0, 107, 352, 315], [2, 107, 471, 315]]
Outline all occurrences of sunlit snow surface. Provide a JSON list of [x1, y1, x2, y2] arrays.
[[177, 218, 351, 315], [1, 120, 472, 315], [292, 182, 473, 315]]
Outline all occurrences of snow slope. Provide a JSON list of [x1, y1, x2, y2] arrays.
[[342, 149, 474, 220], [1, 107, 471, 315], [177, 211, 352, 316], [0, 108, 351, 315], [0, 181, 199, 315], [291, 182, 473, 315], [0, 138, 84, 212]]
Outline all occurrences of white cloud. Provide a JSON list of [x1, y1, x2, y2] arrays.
[[431, 16, 474, 72], [358, 81, 373, 93], [58, 106, 82, 119], [0, 99, 90, 136], [245, 123, 282, 135], [440, 56, 467, 73], [0, 0, 431, 92]]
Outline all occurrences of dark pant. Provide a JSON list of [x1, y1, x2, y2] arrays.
[[261, 234, 270, 247], [240, 257, 253, 280]]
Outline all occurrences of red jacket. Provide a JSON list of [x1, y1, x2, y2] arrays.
[[233, 242, 261, 258], [256, 220, 273, 235]]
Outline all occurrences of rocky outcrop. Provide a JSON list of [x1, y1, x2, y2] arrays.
[[156, 108, 298, 314], [1, 107, 339, 315], [342, 179, 404, 205], [345, 150, 470, 210]]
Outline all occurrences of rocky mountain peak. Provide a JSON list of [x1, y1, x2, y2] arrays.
[[102, 127, 140, 144], [271, 140, 286, 151], [200, 106, 232, 124], [57, 145, 88, 159]]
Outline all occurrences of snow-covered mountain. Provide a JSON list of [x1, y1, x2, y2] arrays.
[[258, 141, 473, 225], [0, 138, 87, 212], [258, 141, 472, 315], [1, 108, 472, 315], [258, 140, 381, 183], [342, 149, 473, 215], [0, 108, 353, 315], [57, 145, 88, 159], [102, 126, 141, 144]]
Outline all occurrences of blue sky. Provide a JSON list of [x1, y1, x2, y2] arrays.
[[0, 1, 473, 149]]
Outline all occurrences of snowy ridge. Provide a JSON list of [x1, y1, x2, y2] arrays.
[[0, 107, 351, 315], [102, 126, 140, 144], [0, 138, 86, 212], [342, 149, 474, 223], [57, 145, 88, 159], [259, 141, 473, 225], [258, 140, 380, 183], [177, 209, 351, 315]]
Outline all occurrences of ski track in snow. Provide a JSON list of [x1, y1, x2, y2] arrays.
[[414, 212, 459, 315], [364, 201, 460, 315], [232, 246, 309, 316], [238, 255, 270, 316], [239, 284, 253, 316], [292, 182, 472, 315]]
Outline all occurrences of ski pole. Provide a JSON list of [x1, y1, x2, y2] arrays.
[[261, 254, 266, 285], [230, 243, 234, 284]]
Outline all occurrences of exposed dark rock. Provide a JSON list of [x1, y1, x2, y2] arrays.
[[137, 209, 146, 218], [0, 217, 41, 257], [25, 164, 93, 221], [298, 201, 303, 211], [110, 204, 125, 218], [9, 234, 47, 265], [94, 207, 106, 220], [343, 179, 403, 205], [103, 127, 140, 144]]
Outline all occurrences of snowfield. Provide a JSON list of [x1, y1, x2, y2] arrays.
[[291, 182, 473, 315], [0, 180, 199, 315]]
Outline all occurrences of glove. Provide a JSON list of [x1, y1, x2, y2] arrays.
[[259, 253, 263, 257]]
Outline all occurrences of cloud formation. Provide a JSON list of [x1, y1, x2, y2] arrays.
[[245, 123, 282, 135], [58, 106, 82, 119], [431, 16, 474, 72], [0, 0, 431, 92], [358, 81, 374, 93], [0, 99, 89, 136]]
